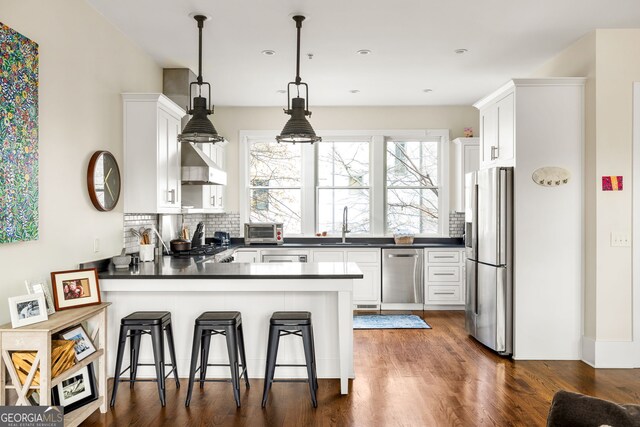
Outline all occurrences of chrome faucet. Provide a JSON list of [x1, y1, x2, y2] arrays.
[[341, 206, 351, 243]]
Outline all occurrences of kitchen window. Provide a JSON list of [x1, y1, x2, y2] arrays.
[[241, 130, 449, 236], [248, 140, 303, 234], [385, 139, 441, 235], [317, 140, 371, 235]]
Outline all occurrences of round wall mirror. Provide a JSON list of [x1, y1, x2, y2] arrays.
[[87, 151, 121, 211]]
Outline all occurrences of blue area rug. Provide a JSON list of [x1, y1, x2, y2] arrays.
[[353, 314, 431, 329]]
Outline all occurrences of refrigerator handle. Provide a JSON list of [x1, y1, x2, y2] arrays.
[[472, 183, 479, 256]]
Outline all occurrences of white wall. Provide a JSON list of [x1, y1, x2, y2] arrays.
[[213, 106, 479, 212], [0, 0, 162, 324], [533, 29, 640, 367]]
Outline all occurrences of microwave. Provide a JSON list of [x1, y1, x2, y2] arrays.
[[244, 223, 284, 245]]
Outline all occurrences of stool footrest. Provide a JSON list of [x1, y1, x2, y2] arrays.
[[116, 366, 177, 382], [272, 379, 310, 383], [275, 363, 307, 368]]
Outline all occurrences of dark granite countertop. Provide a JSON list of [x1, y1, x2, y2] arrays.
[[99, 257, 364, 280], [229, 237, 464, 249]]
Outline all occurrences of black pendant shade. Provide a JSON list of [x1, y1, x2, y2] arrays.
[[180, 96, 223, 143], [276, 15, 321, 144], [276, 97, 320, 143], [178, 15, 224, 144]]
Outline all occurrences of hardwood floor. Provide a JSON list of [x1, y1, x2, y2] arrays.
[[84, 311, 640, 426]]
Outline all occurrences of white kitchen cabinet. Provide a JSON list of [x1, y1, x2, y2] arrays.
[[233, 249, 259, 263], [477, 91, 515, 169], [181, 141, 227, 213], [309, 248, 381, 308], [123, 93, 185, 213], [451, 137, 479, 212], [238, 246, 381, 308], [475, 78, 586, 359], [424, 248, 465, 307]]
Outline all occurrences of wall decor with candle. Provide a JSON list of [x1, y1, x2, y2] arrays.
[[0, 22, 39, 243]]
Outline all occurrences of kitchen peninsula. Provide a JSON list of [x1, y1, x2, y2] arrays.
[[99, 259, 362, 394]]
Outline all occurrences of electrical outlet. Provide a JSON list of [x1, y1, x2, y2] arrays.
[[611, 232, 631, 247], [93, 238, 100, 253]]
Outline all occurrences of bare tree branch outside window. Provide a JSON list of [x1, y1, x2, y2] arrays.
[[386, 140, 439, 235], [317, 141, 370, 234], [249, 142, 302, 234]]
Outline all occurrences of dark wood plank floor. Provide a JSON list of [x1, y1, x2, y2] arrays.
[[84, 311, 640, 426]]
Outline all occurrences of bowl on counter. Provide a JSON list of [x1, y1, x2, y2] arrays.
[[112, 254, 131, 269]]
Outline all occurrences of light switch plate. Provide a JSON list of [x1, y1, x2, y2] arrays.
[[94, 238, 100, 253], [611, 232, 631, 247]]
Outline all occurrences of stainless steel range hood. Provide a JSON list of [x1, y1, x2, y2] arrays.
[[163, 68, 227, 185], [182, 142, 227, 185]]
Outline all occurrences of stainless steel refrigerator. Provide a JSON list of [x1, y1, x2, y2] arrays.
[[464, 167, 513, 355]]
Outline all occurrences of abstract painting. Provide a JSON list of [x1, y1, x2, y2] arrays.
[[0, 22, 39, 243]]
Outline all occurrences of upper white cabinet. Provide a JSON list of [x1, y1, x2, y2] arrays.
[[451, 137, 479, 212], [476, 90, 515, 169], [123, 93, 185, 213], [181, 141, 227, 213]]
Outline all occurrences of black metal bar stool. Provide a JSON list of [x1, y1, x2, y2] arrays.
[[110, 311, 180, 407], [185, 311, 250, 407], [262, 311, 318, 408]]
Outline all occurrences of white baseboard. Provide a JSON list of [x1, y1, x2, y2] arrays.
[[582, 335, 639, 368]]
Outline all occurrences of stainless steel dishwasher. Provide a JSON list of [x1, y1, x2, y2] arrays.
[[382, 248, 424, 303]]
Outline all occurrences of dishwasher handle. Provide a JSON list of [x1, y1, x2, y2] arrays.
[[387, 254, 419, 258]]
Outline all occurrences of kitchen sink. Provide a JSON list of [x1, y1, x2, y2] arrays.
[[321, 242, 371, 246]]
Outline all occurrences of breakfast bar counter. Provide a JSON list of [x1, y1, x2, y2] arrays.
[[99, 259, 362, 394]]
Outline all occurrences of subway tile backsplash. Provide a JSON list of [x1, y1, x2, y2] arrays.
[[182, 212, 241, 238], [123, 214, 158, 254], [124, 211, 461, 252], [123, 212, 241, 253], [449, 211, 465, 238]]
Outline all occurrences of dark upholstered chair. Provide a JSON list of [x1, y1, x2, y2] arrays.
[[547, 390, 640, 427]]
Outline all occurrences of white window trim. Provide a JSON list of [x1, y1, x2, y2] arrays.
[[239, 129, 449, 237]]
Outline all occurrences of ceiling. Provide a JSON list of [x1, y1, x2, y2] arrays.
[[86, 0, 640, 107]]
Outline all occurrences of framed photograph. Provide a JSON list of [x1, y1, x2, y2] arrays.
[[50, 268, 101, 311], [51, 363, 98, 414], [60, 325, 96, 362], [25, 279, 56, 315], [8, 293, 48, 328]]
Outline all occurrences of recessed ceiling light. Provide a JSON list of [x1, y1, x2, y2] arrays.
[[350, 90, 360, 94], [276, 89, 286, 94], [356, 49, 371, 56], [423, 89, 433, 93], [454, 48, 468, 54], [262, 49, 276, 56]]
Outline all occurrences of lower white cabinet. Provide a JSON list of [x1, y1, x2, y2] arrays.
[[233, 247, 381, 308], [312, 248, 381, 307], [424, 248, 465, 307], [233, 250, 259, 263]]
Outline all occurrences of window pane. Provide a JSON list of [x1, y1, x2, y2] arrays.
[[318, 189, 370, 235], [249, 188, 301, 234], [386, 140, 438, 187], [249, 142, 301, 187], [318, 141, 369, 187], [386, 188, 438, 234]]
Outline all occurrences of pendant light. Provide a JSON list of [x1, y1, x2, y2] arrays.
[[276, 15, 321, 144], [178, 14, 224, 143]]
